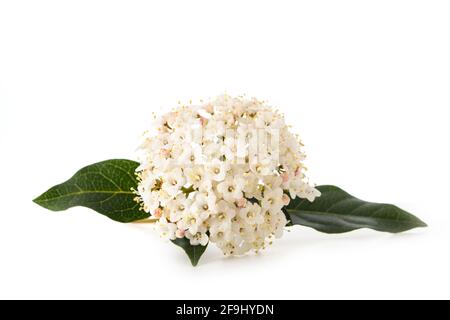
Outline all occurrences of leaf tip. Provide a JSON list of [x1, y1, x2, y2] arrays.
[[32, 194, 44, 207], [408, 212, 428, 230], [417, 219, 428, 228], [190, 259, 199, 267]]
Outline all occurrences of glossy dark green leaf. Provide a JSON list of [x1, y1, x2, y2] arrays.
[[33, 159, 149, 223], [287, 185, 427, 233], [172, 238, 208, 266]]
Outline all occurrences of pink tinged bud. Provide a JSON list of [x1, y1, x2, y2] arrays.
[[205, 104, 214, 113], [236, 198, 247, 208], [199, 117, 208, 126], [281, 172, 290, 183], [282, 194, 291, 206], [153, 208, 163, 218], [161, 148, 171, 158], [176, 229, 185, 238]]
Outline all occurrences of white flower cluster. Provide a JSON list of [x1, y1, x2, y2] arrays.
[[136, 94, 319, 255]]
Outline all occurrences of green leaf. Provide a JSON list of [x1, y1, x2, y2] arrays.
[[287, 185, 427, 234], [33, 159, 149, 223], [282, 207, 293, 226], [171, 238, 208, 266]]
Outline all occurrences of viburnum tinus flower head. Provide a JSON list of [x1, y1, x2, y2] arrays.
[[136, 94, 320, 255], [34, 93, 428, 267]]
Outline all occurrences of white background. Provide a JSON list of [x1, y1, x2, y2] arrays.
[[1, 0, 449, 299]]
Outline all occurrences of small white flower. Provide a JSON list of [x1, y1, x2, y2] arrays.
[[184, 166, 206, 189], [263, 175, 283, 191], [166, 194, 191, 222], [140, 191, 160, 214], [249, 157, 275, 176], [185, 229, 209, 246], [209, 223, 232, 245], [161, 168, 185, 197], [184, 166, 207, 188], [232, 219, 256, 242], [209, 200, 236, 229], [218, 239, 240, 255], [177, 210, 206, 235], [217, 176, 246, 202], [192, 192, 217, 215], [238, 202, 264, 225], [300, 185, 321, 202], [198, 179, 213, 193], [155, 217, 177, 240], [178, 144, 197, 166], [261, 188, 284, 214], [206, 159, 229, 182]]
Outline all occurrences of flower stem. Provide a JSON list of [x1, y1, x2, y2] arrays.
[[132, 218, 158, 224]]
